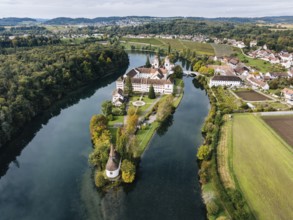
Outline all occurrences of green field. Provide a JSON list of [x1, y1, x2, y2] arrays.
[[121, 37, 215, 55], [122, 37, 164, 46], [181, 40, 215, 55], [231, 114, 293, 220], [211, 43, 234, 57]]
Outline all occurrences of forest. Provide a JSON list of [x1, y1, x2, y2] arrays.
[[0, 36, 61, 49], [0, 43, 129, 148]]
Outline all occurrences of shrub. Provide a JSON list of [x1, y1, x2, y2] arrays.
[[197, 145, 211, 160], [207, 200, 219, 215], [121, 159, 136, 183], [95, 171, 107, 188]]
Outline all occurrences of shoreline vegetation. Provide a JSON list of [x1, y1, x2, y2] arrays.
[[0, 43, 129, 149], [88, 60, 184, 190], [195, 75, 254, 220]]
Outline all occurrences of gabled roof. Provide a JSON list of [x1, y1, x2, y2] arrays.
[[126, 69, 138, 78], [270, 72, 288, 78], [282, 88, 293, 95], [211, 75, 242, 82]]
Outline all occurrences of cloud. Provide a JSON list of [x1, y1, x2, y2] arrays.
[[0, 0, 292, 18]]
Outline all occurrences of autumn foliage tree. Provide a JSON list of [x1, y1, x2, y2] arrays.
[[121, 159, 136, 183], [197, 145, 211, 160], [156, 95, 174, 122]]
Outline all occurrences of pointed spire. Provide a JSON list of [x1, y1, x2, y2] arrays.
[[109, 144, 115, 158]]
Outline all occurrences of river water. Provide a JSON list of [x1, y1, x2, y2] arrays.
[[0, 53, 210, 220]]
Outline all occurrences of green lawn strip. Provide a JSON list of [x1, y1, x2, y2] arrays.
[[173, 92, 184, 108], [108, 127, 118, 143], [174, 78, 183, 87], [135, 122, 160, 156], [231, 114, 293, 220], [108, 115, 124, 126]]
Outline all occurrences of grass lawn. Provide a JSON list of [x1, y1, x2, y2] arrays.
[[231, 114, 293, 220], [108, 116, 124, 126], [135, 122, 160, 156], [109, 127, 118, 143]]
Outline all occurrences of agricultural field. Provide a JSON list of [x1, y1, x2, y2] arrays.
[[234, 90, 272, 101], [231, 114, 293, 220], [121, 37, 164, 46], [262, 116, 293, 146], [158, 38, 185, 50], [211, 43, 234, 57], [121, 37, 216, 55], [181, 40, 215, 55]]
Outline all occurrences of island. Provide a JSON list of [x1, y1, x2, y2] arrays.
[[88, 55, 184, 189]]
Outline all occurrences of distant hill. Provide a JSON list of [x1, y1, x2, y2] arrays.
[[44, 16, 156, 25], [1, 16, 293, 26], [0, 17, 37, 26]]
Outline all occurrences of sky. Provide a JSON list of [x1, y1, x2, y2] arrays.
[[1, 0, 293, 18]]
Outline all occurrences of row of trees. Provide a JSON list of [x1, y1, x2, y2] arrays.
[[0, 43, 129, 148], [196, 75, 254, 219], [0, 36, 61, 49]]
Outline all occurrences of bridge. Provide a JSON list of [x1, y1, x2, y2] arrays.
[[183, 71, 199, 77]]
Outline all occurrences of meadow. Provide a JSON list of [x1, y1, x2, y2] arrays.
[[210, 43, 234, 57]]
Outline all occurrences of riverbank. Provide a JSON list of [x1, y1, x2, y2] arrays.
[[195, 75, 254, 219], [0, 45, 129, 149]]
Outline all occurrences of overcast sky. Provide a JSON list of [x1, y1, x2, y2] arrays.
[[1, 0, 293, 18]]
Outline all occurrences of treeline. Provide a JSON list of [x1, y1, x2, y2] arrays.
[[196, 76, 254, 219], [0, 26, 51, 36], [0, 36, 61, 49], [0, 44, 129, 148], [102, 19, 293, 52]]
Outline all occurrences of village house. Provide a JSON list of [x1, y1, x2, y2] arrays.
[[269, 72, 289, 79], [228, 58, 239, 68], [112, 88, 124, 106], [282, 88, 293, 102], [250, 40, 258, 48], [234, 64, 250, 76], [209, 75, 242, 87], [247, 75, 270, 90]]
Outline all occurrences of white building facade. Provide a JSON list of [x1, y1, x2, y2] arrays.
[[209, 75, 242, 87]]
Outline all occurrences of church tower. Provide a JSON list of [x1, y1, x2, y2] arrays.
[[105, 144, 121, 179], [152, 55, 160, 69]]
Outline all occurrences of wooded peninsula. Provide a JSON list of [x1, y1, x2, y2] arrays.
[[0, 43, 129, 148]]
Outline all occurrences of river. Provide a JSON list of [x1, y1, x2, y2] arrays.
[[0, 53, 210, 220]]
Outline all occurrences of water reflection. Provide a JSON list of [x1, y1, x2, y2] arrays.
[[0, 69, 126, 180]]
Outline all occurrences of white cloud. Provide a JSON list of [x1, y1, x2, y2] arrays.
[[0, 0, 292, 18]]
